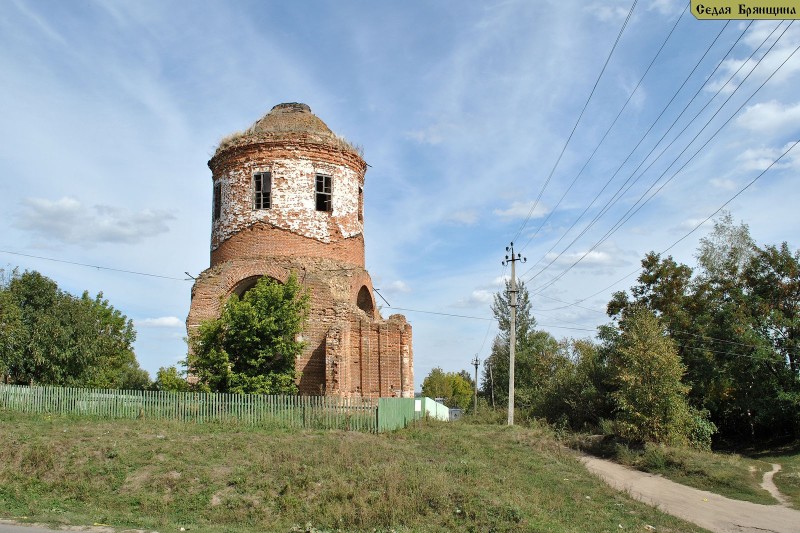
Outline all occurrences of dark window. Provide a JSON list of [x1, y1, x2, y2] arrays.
[[315, 174, 332, 212], [213, 182, 221, 220], [254, 172, 271, 209], [358, 186, 363, 222]]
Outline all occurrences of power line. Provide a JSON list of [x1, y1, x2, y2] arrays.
[[531, 23, 798, 293], [533, 138, 800, 315], [0, 248, 189, 281], [523, 18, 766, 283], [520, 17, 746, 281], [512, 0, 639, 242], [573, 22, 796, 260], [389, 306, 494, 321], [518, 2, 690, 254]]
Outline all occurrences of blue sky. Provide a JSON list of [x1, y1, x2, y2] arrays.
[[1, 0, 798, 390]]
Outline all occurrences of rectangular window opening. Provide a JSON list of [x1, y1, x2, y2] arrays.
[[254, 172, 272, 210], [315, 174, 332, 212], [213, 182, 221, 221]]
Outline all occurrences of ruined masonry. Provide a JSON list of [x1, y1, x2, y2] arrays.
[[187, 103, 414, 398]]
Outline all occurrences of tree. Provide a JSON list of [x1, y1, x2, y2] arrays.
[[188, 274, 310, 394], [153, 366, 190, 392], [537, 338, 614, 430], [421, 367, 473, 410], [742, 242, 800, 435], [605, 306, 708, 446], [0, 281, 24, 384], [481, 278, 561, 412], [0, 269, 148, 388], [696, 211, 755, 287]]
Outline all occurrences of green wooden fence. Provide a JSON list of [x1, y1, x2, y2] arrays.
[[0, 384, 378, 432]]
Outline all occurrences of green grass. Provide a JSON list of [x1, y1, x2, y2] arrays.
[[0, 410, 707, 532], [570, 435, 777, 505]]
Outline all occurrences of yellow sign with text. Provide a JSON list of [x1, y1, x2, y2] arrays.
[[692, 0, 800, 18]]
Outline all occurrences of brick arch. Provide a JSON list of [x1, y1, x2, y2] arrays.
[[229, 274, 283, 299], [347, 270, 376, 317], [356, 285, 375, 318]]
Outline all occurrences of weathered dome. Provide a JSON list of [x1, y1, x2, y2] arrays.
[[214, 102, 360, 157]]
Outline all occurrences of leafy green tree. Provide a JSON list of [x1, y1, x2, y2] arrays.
[[421, 367, 473, 410], [606, 213, 800, 438], [696, 211, 755, 286], [538, 339, 614, 430], [188, 274, 309, 394], [0, 269, 148, 388], [605, 306, 710, 446], [0, 279, 24, 384], [742, 242, 800, 435], [481, 278, 561, 412], [153, 365, 190, 392]]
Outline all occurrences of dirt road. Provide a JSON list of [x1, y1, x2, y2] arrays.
[[581, 456, 800, 533]]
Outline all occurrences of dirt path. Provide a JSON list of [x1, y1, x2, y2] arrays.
[[580, 456, 800, 533], [761, 463, 792, 507]]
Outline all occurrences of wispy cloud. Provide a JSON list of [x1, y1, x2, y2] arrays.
[[15, 197, 175, 245], [736, 142, 800, 171], [447, 210, 479, 225], [584, 4, 629, 23], [494, 201, 549, 220], [710, 177, 737, 191], [384, 280, 411, 294], [736, 100, 800, 136], [137, 316, 184, 328], [672, 217, 713, 233]]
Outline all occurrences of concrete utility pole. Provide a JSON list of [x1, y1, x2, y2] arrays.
[[471, 354, 480, 413], [502, 242, 525, 426]]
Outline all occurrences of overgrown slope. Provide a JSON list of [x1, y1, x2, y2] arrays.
[[0, 411, 706, 532]]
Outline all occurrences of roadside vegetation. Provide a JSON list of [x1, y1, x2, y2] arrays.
[[478, 213, 799, 450], [568, 434, 777, 505], [0, 410, 706, 533]]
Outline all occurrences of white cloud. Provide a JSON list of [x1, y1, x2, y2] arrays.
[[493, 201, 549, 220], [15, 197, 175, 245], [491, 275, 510, 287], [647, 0, 684, 15], [710, 178, 737, 191], [385, 280, 411, 293], [584, 4, 629, 23], [137, 316, 183, 328], [542, 241, 633, 274], [447, 210, 479, 225], [707, 24, 800, 95], [736, 142, 800, 171], [452, 289, 495, 309], [405, 121, 456, 145], [672, 217, 713, 233], [736, 100, 800, 136]]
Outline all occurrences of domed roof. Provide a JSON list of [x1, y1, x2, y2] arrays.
[[214, 103, 360, 157]]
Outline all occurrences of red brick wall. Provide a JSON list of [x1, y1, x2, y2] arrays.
[[210, 223, 365, 268]]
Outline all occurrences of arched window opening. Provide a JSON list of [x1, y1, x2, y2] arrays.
[[356, 286, 374, 317], [230, 275, 281, 299]]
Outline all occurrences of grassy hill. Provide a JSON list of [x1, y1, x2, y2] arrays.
[[0, 410, 706, 532]]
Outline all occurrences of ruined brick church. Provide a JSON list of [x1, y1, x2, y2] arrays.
[[187, 103, 413, 398]]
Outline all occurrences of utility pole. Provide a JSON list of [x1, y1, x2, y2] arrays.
[[471, 354, 480, 414], [489, 361, 495, 408], [502, 242, 525, 426]]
